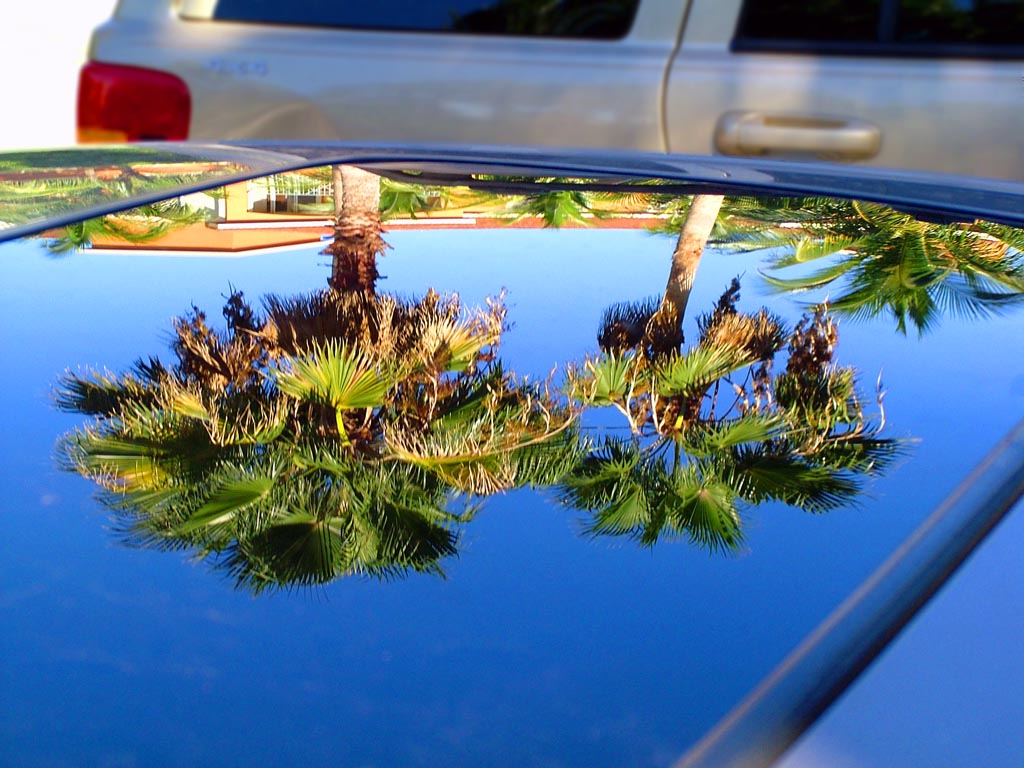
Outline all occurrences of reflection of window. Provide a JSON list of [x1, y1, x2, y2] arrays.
[[209, 0, 641, 39], [248, 173, 334, 215], [736, 0, 882, 44], [735, 0, 1024, 54], [897, 0, 1023, 44]]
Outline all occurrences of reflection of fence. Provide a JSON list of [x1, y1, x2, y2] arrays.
[[248, 173, 334, 214]]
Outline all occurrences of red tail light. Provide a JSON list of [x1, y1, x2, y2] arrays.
[[77, 61, 191, 143]]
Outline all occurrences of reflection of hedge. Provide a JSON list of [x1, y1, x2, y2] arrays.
[[0, 147, 199, 172]]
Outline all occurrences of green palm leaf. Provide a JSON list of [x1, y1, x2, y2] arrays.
[[504, 189, 600, 228], [273, 340, 393, 442], [811, 435, 907, 476], [722, 447, 861, 513], [387, 415, 576, 495], [588, 485, 649, 537], [167, 388, 211, 421], [771, 235, 864, 268], [655, 344, 754, 398], [54, 358, 169, 415], [759, 258, 861, 292], [559, 438, 643, 511], [660, 469, 742, 551], [574, 354, 635, 406], [677, 414, 781, 456], [508, 436, 586, 488], [757, 199, 1024, 334], [413, 315, 498, 373], [274, 341, 390, 410], [60, 433, 171, 491], [227, 513, 347, 592], [176, 476, 276, 534]]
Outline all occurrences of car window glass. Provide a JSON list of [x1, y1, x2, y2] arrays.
[[735, 0, 1024, 52], [735, 0, 882, 44], [209, 0, 641, 39], [895, 0, 1024, 45]]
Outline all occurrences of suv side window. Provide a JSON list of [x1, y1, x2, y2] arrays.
[[897, 0, 1023, 45], [734, 0, 1024, 56], [735, 1, 882, 44], [209, 0, 642, 39]]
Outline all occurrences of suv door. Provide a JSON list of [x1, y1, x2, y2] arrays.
[[664, 0, 1024, 180], [92, 0, 685, 150]]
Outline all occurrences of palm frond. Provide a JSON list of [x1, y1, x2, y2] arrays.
[[558, 438, 644, 512], [570, 354, 637, 406], [775, 367, 858, 433], [810, 435, 909, 476], [379, 178, 449, 220], [659, 467, 743, 552], [596, 296, 661, 353], [58, 432, 171, 492], [273, 340, 394, 441], [224, 513, 348, 592], [655, 344, 754, 398], [587, 484, 650, 538], [677, 414, 781, 456], [773, 236, 864, 267], [759, 258, 860, 292], [386, 397, 577, 495], [53, 358, 170, 415], [410, 313, 500, 374], [502, 189, 603, 228], [718, 447, 861, 513], [175, 475, 277, 534]]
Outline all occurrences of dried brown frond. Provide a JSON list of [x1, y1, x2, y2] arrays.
[[710, 277, 742, 318], [172, 305, 265, 391], [700, 309, 786, 362], [786, 306, 838, 377], [261, 290, 375, 356], [222, 289, 260, 334], [599, 318, 646, 353], [644, 305, 684, 359], [597, 298, 660, 354]]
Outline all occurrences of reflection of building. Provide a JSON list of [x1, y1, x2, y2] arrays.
[[90, 180, 335, 254], [86, 177, 665, 255], [245, 174, 334, 214]]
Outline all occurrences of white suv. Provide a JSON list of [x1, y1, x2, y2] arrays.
[[81, 0, 1023, 179]]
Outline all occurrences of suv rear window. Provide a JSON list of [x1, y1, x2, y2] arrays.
[[208, 0, 641, 39], [735, 0, 1024, 56]]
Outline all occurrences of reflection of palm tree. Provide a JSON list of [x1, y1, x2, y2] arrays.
[[57, 287, 578, 591], [661, 195, 725, 320], [322, 166, 451, 294], [464, 182, 902, 551], [755, 200, 1024, 334], [0, 176, 107, 228], [325, 165, 386, 294], [564, 279, 900, 550]]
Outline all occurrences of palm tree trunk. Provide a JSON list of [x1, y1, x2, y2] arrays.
[[661, 194, 724, 319], [326, 165, 386, 294]]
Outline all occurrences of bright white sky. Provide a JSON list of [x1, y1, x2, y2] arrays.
[[2, 0, 118, 150]]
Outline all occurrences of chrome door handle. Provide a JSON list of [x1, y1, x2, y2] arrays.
[[714, 111, 882, 161]]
